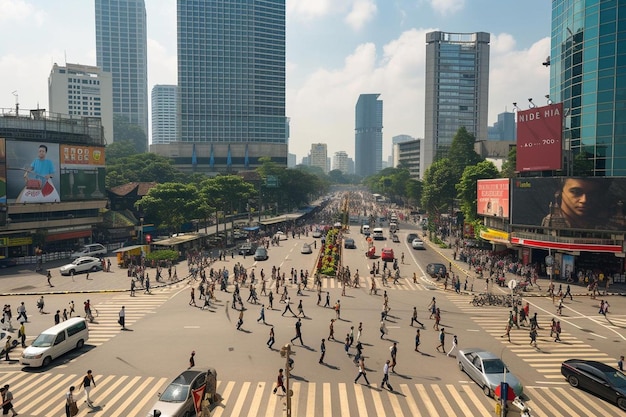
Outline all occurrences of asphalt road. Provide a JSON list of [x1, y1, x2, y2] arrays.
[[0, 222, 623, 416]]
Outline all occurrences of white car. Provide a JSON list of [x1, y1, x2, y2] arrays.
[[312, 230, 322, 238], [70, 243, 107, 259], [411, 238, 425, 250], [59, 256, 102, 276]]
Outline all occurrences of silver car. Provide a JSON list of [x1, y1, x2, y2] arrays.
[[148, 368, 217, 417], [59, 256, 102, 276], [458, 348, 523, 398]]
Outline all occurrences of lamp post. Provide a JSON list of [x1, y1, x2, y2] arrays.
[[139, 217, 144, 245]]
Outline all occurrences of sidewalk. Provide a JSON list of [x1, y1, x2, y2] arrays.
[[423, 236, 626, 297], [0, 255, 193, 296]]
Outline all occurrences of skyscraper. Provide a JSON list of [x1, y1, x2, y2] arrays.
[[551, 1, 626, 176], [424, 31, 490, 176], [309, 143, 328, 174], [177, 0, 288, 147], [48, 63, 114, 144], [333, 151, 349, 174], [391, 134, 415, 167], [355, 94, 383, 177], [95, 0, 149, 149], [151, 85, 178, 145]]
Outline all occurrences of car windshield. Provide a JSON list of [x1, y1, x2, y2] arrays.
[[605, 370, 626, 388], [159, 383, 190, 402], [483, 359, 506, 374], [32, 333, 56, 347]]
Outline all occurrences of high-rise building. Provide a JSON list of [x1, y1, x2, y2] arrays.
[[551, 1, 626, 176], [424, 31, 490, 177], [160, 0, 287, 172], [48, 63, 114, 144], [487, 111, 516, 141], [355, 94, 383, 177], [151, 85, 178, 145], [95, 0, 148, 149], [287, 153, 297, 168], [394, 139, 423, 179], [391, 135, 415, 167], [333, 151, 350, 174], [309, 143, 328, 174]]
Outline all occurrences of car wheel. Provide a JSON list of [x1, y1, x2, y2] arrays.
[[42, 356, 52, 367], [90, 266, 98, 272], [69, 269, 76, 275], [76, 339, 84, 349], [567, 375, 579, 387], [617, 397, 626, 411], [458, 362, 464, 372], [483, 385, 491, 397]]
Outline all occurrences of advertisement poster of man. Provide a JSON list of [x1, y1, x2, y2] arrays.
[[59, 145, 106, 201], [511, 177, 626, 231], [6, 141, 61, 203]]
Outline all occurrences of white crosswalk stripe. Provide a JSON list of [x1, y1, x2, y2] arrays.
[[320, 276, 427, 291], [0, 372, 620, 416]]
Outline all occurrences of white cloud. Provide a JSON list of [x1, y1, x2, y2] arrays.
[[429, 0, 465, 15], [345, 0, 378, 31], [0, 0, 45, 24], [287, 0, 341, 20], [491, 33, 517, 54]]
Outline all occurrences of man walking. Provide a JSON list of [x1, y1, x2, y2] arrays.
[[257, 305, 266, 324], [118, 306, 126, 330], [2, 384, 17, 416], [447, 335, 458, 357], [296, 299, 306, 318], [324, 292, 330, 308], [354, 357, 370, 385], [189, 287, 196, 306], [390, 342, 398, 373], [272, 369, 286, 394], [410, 307, 424, 327], [290, 318, 304, 345], [267, 327, 275, 349], [319, 339, 326, 364], [281, 297, 296, 317], [80, 370, 96, 407], [381, 360, 393, 391], [436, 328, 446, 353], [4, 336, 11, 361]]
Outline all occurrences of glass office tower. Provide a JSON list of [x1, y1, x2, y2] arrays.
[[551, 0, 626, 176], [355, 94, 383, 178], [424, 31, 490, 176], [95, 0, 149, 148], [177, 0, 287, 144]]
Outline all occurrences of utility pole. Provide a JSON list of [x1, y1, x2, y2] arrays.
[[280, 343, 294, 417]]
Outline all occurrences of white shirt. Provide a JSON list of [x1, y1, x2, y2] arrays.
[[383, 363, 389, 375]]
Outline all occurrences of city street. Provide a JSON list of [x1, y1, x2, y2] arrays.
[[0, 222, 623, 416]]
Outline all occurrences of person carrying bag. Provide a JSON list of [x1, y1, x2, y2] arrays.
[[66, 386, 78, 417]]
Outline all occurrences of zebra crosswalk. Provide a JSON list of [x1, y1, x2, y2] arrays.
[[319, 276, 428, 291], [0, 371, 622, 417], [446, 294, 615, 381]]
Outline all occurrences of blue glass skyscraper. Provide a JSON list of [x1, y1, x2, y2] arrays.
[[355, 94, 383, 177], [551, 0, 626, 176], [95, 0, 149, 149], [177, 0, 287, 145]]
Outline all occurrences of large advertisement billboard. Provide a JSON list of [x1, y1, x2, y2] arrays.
[[6, 141, 61, 203], [510, 177, 626, 231], [477, 178, 510, 218], [59, 145, 106, 201], [516, 103, 563, 172]]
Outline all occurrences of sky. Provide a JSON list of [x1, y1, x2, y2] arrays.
[[0, 0, 553, 163]]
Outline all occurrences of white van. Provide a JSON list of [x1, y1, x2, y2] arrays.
[[21, 317, 89, 367], [372, 227, 384, 240], [70, 243, 107, 259], [361, 225, 371, 236]]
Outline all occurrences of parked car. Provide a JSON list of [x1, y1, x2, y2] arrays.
[[406, 233, 418, 243], [238, 243, 257, 256], [254, 247, 268, 261], [147, 368, 218, 417], [301, 243, 312, 254], [21, 318, 89, 367], [70, 243, 107, 259], [381, 248, 394, 262], [312, 229, 323, 238], [561, 359, 626, 411], [59, 256, 102, 276], [411, 238, 425, 250], [458, 348, 524, 398], [344, 238, 356, 249], [426, 263, 447, 277]]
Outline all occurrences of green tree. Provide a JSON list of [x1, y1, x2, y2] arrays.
[[447, 126, 483, 178], [200, 175, 256, 234], [572, 150, 595, 176], [405, 179, 423, 207], [421, 159, 457, 215], [136, 182, 200, 233], [328, 169, 347, 184], [456, 160, 500, 221], [500, 147, 517, 178], [114, 115, 147, 153], [105, 140, 137, 166], [106, 153, 186, 188]]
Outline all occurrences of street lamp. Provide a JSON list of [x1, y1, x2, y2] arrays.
[[139, 217, 144, 245]]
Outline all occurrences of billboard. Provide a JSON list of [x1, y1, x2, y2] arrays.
[[510, 177, 626, 231], [477, 178, 510, 218], [516, 103, 563, 172], [59, 145, 106, 201], [6, 141, 61, 203]]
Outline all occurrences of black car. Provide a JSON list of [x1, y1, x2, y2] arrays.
[[238, 243, 257, 255], [426, 263, 447, 277], [561, 359, 626, 411], [344, 238, 356, 249], [406, 233, 418, 243]]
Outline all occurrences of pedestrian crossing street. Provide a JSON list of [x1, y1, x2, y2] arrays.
[[318, 276, 428, 291], [446, 294, 615, 381], [0, 371, 622, 417], [1, 289, 174, 368]]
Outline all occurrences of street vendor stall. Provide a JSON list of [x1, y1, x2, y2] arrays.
[[114, 245, 150, 268]]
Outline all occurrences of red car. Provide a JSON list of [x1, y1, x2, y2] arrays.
[[381, 248, 394, 262]]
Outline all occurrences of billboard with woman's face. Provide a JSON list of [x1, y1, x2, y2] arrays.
[[6, 141, 61, 203]]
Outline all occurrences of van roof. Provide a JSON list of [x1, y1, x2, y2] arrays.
[[40, 317, 87, 334]]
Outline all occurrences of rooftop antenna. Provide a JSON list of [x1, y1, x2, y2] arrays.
[[11, 91, 18, 115]]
